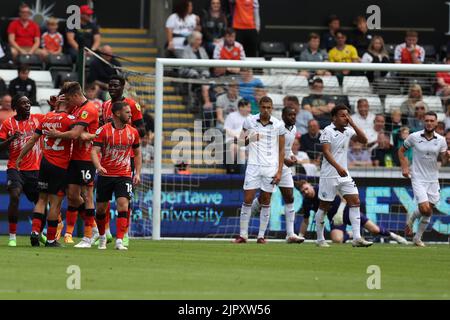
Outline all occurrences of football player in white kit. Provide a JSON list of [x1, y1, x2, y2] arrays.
[[315, 105, 373, 247], [398, 111, 449, 247], [250, 107, 305, 243], [233, 96, 285, 244]]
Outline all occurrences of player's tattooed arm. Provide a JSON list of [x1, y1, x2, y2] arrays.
[[0, 132, 21, 151], [398, 145, 410, 178], [91, 145, 107, 176], [16, 133, 40, 169], [322, 143, 348, 177]]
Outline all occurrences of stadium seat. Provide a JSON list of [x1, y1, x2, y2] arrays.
[[328, 95, 350, 107], [281, 75, 309, 94], [46, 54, 73, 71], [253, 75, 283, 92], [245, 57, 266, 62], [342, 76, 371, 94], [17, 54, 43, 70], [36, 88, 60, 107], [30, 106, 43, 114], [313, 75, 340, 94], [436, 112, 446, 122], [267, 93, 285, 110], [289, 42, 306, 59], [52, 71, 78, 88], [259, 42, 287, 60], [373, 77, 402, 95], [0, 69, 53, 88], [384, 95, 408, 113], [270, 57, 297, 75], [348, 95, 383, 114], [423, 44, 437, 63], [385, 44, 396, 58], [423, 96, 444, 113], [440, 45, 447, 61], [408, 77, 434, 96]]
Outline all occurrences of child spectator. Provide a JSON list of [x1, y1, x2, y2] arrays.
[[394, 30, 425, 64], [8, 65, 37, 105], [371, 132, 395, 167], [40, 17, 63, 61], [348, 140, 372, 168]]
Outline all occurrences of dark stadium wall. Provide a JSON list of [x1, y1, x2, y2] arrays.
[[190, 0, 449, 50]]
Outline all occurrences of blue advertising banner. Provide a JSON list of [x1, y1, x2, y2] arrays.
[[1, 172, 449, 240]]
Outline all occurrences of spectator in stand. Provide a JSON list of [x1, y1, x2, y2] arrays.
[[301, 78, 335, 129], [283, 95, 313, 135], [328, 30, 360, 81], [230, 0, 260, 57], [202, 0, 228, 57], [87, 45, 121, 92], [400, 84, 428, 118], [180, 31, 210, 78], [372, 132, 395, 167], [351, 98, 375, 133], [348, 140, 372, 168], [408, 101, 427, 132], [321, 14, 340, 51], [444, 100, 450, 130], [292, 137, 319, 176], [299, 33, 330, 78], [351, 15, 373, 57], [84, 82, 103, 112], [436, 55, 450, 98], [39, 17, 63, 62], [385, 108, 404, 136], [7, 3, 41, 61], [366, 114, 387, 148], [238, 68, 264, 114], [213, 28, 245, 76], [216, 81, 242, 130], [8, 65, 37, 105], [393, 126, 412, 165], [166, 0, 200, 58], [436, 121, 446, 136], [66, 5, 101, 62], [446, 129, 450, 148], [300, 119, 322, 164], [394, 30, 425, 64], [0, 94, 14, 124], [361, 35, 390, 82], [141, 131, 154, 165], [224, 98, 251, 173]]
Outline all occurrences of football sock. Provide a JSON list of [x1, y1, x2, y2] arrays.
[[8, 214, 17, 236], [315, 208, 326, 241], [84, 209, 95, 238], [95, 212, 106, 236], [414, 215, 431, 241], [239, 203, 252, 238], [411, 209, 421, 222], [349, 207, 362, 240], [47, 220, 58, 242], [105, 202, 111, 231], [31, 212, 44, 234], [258, 205, 270, 238], [284, 202, 295, 237], [116, 211, 128, 240], [378, 226, 391, 237], [65, 206, 78, 235]]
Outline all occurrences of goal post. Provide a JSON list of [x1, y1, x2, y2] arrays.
[[152, 58, 450, 241]]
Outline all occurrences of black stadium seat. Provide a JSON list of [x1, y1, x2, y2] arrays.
[[422, 44, 437, 63], [289, 42, 306, 59], [17, 54, 43, 70], [259, 42, 287, 60], [47, 54, 73, 71], [52, 71, 78, 88]]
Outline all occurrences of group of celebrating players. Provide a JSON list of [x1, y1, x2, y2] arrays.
[[233, 97, 449, 247], [1, 76, 449, 248], [0, 75, 146, 250]]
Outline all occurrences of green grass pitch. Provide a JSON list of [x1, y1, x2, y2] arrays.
[[1, 236, 449, 299]]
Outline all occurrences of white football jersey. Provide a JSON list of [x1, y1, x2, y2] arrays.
[[404, 130, 447, 182], [242, 114, 285, 167], [319, 123, 356, 178], [283, 122, 296, 169]]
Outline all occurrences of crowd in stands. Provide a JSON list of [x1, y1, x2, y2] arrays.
[[164, 0, 450, 172]]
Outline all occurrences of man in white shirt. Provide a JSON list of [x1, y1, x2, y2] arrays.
[[316, 105, 373, 247], [216, 82, 242, 130], [250, 107, 305, 244], [224, 99, 250, 173], [351, 98, 375, 133], [398, 111, 449, 247], [233, 96, 285, 244]]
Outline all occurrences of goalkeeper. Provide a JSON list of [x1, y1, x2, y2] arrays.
[[297, 180, 408, 244]]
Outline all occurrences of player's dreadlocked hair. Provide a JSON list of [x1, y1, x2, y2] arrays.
[[11, 94, 26, 110]]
